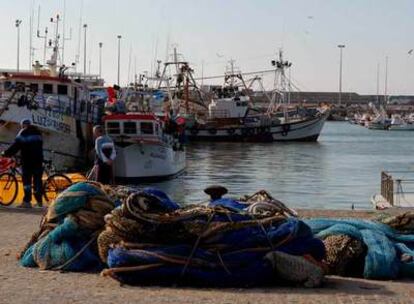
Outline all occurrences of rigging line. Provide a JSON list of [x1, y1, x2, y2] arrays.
[[202, 53, 275, 66], [194, 68, 277, 81]]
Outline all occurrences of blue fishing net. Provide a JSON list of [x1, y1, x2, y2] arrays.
[[305, 218, 414, 279]]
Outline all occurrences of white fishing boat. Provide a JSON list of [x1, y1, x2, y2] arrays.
[[185, 51, 329, 142], [388, 114, 414, 131], [366, 115, 390, 130], [365, 103, 390, 130], [103, 112, 186, 182], [0, 14, 103, 170], [187, 94, 329, 142]]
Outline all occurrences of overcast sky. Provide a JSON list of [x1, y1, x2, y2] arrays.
[[1, 0, 413, 94]]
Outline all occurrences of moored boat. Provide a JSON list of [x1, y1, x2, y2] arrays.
[[0, 15, 102, 170], [185, 51, 329, 142], [0, 64, 100, 170], [103, 112, 186, 182], [186, 110, 329, 142], [388, 114, 414, 131]]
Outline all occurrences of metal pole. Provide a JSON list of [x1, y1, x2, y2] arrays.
[[337, 44, 345, 106], [83, 24, 87, 76], [29, 2, 33, 70], [62, 0, 66, 64], [98, 42, 103, 78], [16, 20, 22, 72], [376, 62, 380, 105], [43, 28, 48, 65], [384, 56, 389, 105], [117, 35, 122, 85]]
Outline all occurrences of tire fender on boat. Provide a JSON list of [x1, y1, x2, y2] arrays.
[[227, 128, 236, 135], [241, 128, 254, 136], [208, 128, 217, 135]]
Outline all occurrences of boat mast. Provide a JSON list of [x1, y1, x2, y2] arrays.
[[62, 0, 66, 64], [376, 62, 380, 105], [75, 0, 84, 72], [29, 0, 34, 70], [61, 0, 72, 66], [229, 59, 236, 87], [272, 49, 292, 122], [45, 14, 62, 76], [36, 6, 48, 65]]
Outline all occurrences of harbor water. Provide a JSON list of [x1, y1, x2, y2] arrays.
[[143, 122, 414, 210]]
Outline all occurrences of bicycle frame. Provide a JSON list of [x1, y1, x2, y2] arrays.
[[0, 158, 22, 176]]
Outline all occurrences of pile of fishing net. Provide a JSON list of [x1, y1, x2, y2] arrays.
[[97, 189, 326, 287], [305, 213, 414, 279], [18, 182, 116, 271]]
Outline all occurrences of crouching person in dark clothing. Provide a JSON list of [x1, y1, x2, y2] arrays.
[[1, 119, 44, 208]]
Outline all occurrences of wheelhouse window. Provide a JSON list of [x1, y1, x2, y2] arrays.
[[140, 122, 154, 135], [57, 84, 68, 95], [43, 84, 53, 94], [123, 122, 137, 134], [106, 122, 121, 135], [30, 83, 39, 93], [4, 81, 13, 91]]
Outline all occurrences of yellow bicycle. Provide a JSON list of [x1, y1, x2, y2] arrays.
[[0, 156, 72, 206]]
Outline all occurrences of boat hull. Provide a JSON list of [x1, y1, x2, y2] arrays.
[[388, 125, 414, 131], [185, 112, 329, 142], [113, 142, 186, 183], [0, 105, 93, 170]]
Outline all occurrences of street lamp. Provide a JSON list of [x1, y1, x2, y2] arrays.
[[117, 35, 122, 85], [98, 42, 103, 78], [337, 44, 345, 106], [83, 24, 87, 76], [15, 19, 22, 72]]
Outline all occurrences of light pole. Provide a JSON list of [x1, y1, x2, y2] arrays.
[[98, 42, 103, 78], [83, 24, 87, 76], [337, 44, 345, 106], [117, 35, 122, 85], [15, 19, 22, 72], [384, 56, 389, 105]]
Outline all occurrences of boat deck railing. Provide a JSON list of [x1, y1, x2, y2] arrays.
[[381, 171, 414, 206], [0, 92, 103, 124]]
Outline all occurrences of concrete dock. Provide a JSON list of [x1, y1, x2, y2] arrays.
[[0, 208, 413, 304]]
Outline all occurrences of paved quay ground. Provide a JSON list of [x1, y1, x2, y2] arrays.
[[1, 208, 413, 304]]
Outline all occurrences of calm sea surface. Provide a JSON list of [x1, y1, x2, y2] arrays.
[[142, 122, 414, 210]]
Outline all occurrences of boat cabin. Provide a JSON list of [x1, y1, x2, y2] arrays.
[[104, 113, 164, 142], [0, 73, 77, 98], [0, 68, 100, 124], [208, 95, 250, 119]]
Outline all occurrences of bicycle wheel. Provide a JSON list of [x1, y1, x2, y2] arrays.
[[0, 172, 19, 206], [43, 174, 72, 202]]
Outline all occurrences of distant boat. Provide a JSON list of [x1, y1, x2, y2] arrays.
[[388, 114, 414, 131], [366, 115, 391, 130], [186, 106, 329, 142], [185, 50, 330, 142]]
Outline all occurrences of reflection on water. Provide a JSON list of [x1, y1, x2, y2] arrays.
[[141, 122, 414, 210]]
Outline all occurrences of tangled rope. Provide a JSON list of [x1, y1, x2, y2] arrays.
[[97, 189, 325, 287], [19, 182, 116, 271]]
